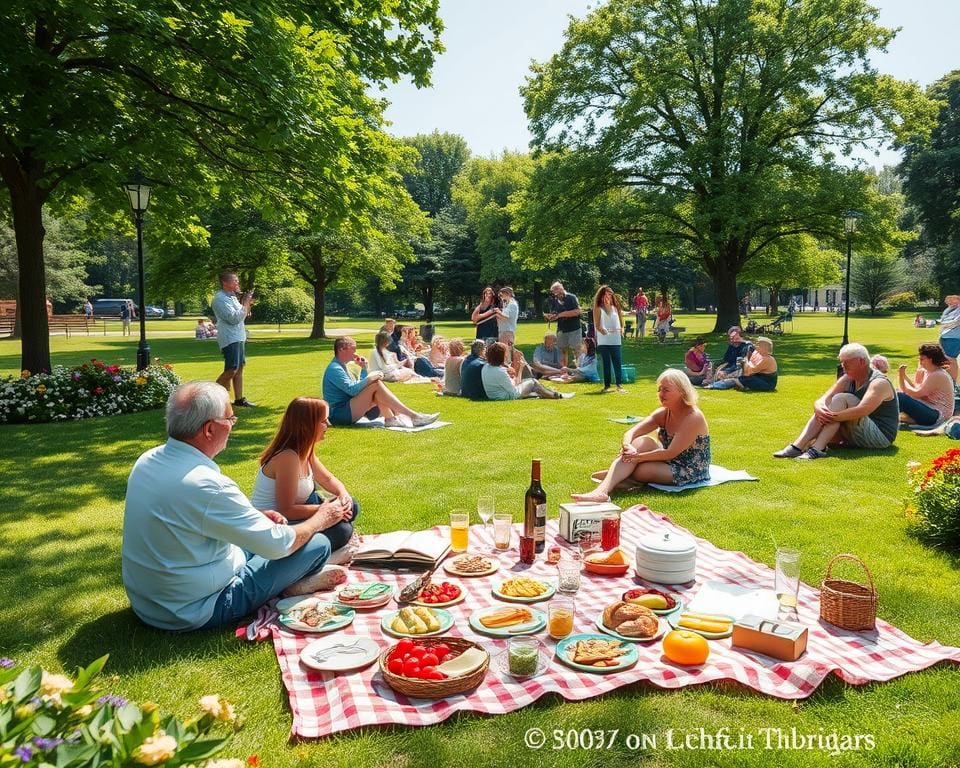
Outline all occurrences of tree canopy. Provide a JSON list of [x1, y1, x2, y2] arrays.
[[519, 0, 933, 331], [0, 0, 443, 371]]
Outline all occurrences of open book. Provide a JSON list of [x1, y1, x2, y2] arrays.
[[351, 529, 450, 569]]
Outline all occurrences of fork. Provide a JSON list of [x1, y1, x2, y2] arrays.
[[310, 640, 362, 662]]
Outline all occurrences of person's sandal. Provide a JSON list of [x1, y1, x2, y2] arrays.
[[773, 443, 803, 458], [795, 447, 828, 460]]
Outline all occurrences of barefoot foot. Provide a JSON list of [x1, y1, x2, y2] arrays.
[[571, 491, 610, 503]]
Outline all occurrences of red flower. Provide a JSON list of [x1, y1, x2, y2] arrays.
[[93, 386, 104, 395], [247, 756, 261, 767]]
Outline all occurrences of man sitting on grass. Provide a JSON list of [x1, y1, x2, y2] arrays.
[[121, 382, 349, 631], [531, 332, 565, 378], [773, 343, 898, 460]]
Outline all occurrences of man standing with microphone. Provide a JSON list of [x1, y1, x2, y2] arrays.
[[213, 271, 256, 407]]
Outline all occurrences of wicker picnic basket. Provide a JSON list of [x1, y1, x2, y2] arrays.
[[819, 554, 877, 631], [379, 636, 489, 698]]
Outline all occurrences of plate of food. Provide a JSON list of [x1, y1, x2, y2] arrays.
[[409, 581, 465, 608], [381, 606, 455, 638], [276, 597, 355, 634], [468, 606, 547, 637], [595, 602, 668, 643], [667, 611, 735, 639], [300, 636, 382, 673], [621, 588, 683, 615], [335, 582, 393, 610], [555, 633, 639, 673], [492, 577, 555, 603], [583, 549, 630, 576], [442, 553, 500, 577]]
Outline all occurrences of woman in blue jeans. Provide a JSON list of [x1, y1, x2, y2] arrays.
[[897, 344, 956, 427], [250, 397, 359, 554], [593, 284, 626, 393]]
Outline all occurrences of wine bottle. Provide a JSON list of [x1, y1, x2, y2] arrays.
[[524, 459, 547, 553]]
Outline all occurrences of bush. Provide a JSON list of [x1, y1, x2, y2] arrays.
[[906, 448, 960, 549], [885, 291, 917, 310], [0, 655, 248, 767], [0, 360, 180, 424], [249, 286, 313, 324]]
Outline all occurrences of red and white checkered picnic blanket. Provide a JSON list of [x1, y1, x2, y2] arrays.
[[245, 506, 960, 738]]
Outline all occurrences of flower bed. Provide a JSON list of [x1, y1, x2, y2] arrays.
[[0, 655, 250, 767], [906, 448, 960, 549], [0, 360, 180, 424]]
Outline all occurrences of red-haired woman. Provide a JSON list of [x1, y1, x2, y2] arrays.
[[250, 397, 358, 558]]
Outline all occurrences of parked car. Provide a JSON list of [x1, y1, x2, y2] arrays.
[[144, 305, 165, 318], [91, 298, 133, 317]]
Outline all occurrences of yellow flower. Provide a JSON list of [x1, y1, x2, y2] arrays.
[[133, 730, 178, 766], [36, 384, 47, 394], [199, 694, 236, 722], [135, 376, 148, 386], [20, 369, 30, 379], [41, 672, 74, 695]]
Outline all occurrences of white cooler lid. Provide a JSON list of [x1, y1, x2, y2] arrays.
[[636, 530, 697, 556]]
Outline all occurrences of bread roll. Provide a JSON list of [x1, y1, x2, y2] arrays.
[[615, 614, 660, 638], [611, 602, 654, 626], [602, 602, 622, 629]]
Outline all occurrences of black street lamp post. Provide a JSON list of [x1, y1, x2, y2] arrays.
[[838, 210, 862, 377], [123, 171, 154, 371]]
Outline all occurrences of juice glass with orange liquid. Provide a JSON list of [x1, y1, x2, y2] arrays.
[[449, 510, 469, 552], [548, 596, 575, 640]]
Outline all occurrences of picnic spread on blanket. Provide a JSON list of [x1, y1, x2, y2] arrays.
[[241, 505, 960, 739]]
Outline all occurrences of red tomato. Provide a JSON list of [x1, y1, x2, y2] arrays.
[[387, 658, 404, 675], [432, 643, 450, 659], [403, 659, 421, 677], [424, 670, 446, 681], [419, 665, 436, 676], [442, 582, 452, 589], [420, 652, 439, 667], [437, 653, 452, 664], [396, 638, 414, 655]]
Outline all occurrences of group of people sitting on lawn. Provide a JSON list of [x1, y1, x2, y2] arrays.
[[681, 325, 779, 392]]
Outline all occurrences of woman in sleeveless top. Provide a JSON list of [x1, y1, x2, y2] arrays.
[[370, 331, 417, 382], [572, 369, 711, 501], [897, 343, 956, 427], [251, 397, 358, 553], [471, 286, 500, 341], [592, 284, 626, 392]]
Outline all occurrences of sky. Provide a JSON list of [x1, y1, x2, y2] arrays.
[[381, 0, 960, 168]]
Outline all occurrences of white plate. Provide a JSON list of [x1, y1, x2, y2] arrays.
[[300, 637, 381, 673], [468, 607, 547, 637], [491, 579, 556, 603], [667, 612, 735, 639], [335, 583, 394, 610], [381, 607, 455, 638], [276, 598, 355, 634], [594, 612, 668, 643], [442, 555, 500, 577]]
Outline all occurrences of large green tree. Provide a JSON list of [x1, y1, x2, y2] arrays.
[[0, 1, 442, 372], [900, 70, 960, 296], [519, 0, 932, 331], [851, 250, 902, 315]]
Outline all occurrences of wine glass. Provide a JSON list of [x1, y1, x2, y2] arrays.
[[477, 495, 495, 530]]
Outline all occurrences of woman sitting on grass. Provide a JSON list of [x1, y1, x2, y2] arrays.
[[443, 338, 466, 395], [481, 342, 563, 400], [251, 397, 359, 562], [572, 369, 710, 501], [683, 337, 711, 385], [897, 343, 955, 427], [706, 336, 778, 391], [370, 331, 417, 382], [550, 337, 600, 383]]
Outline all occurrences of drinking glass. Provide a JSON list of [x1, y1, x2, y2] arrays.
[[477, 495, 495, 530], [507, 636, 543, 677], [557, 557, 581, 593], [576, 530, 599, 560], [449, 510, 469, 553], [775, 547, 801, 614], [519, 535, 535, 564], [600, 514, 620, 550], [493, 513, 512, 551], [548, 595, 575, 640]]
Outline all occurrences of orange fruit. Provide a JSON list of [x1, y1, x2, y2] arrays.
[[662, 630, 710, 665]]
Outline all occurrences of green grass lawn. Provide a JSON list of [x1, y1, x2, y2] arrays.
[[1, 312, 958, 767]]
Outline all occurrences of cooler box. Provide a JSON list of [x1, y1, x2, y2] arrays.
[[620, 365, 636, 383], [558, 501, 622, 543]]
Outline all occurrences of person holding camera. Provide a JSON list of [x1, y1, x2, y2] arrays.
[[322, 337, 439, 428], [213, 271, 256, 407]]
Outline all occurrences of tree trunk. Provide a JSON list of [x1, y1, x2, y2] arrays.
[[310, 278, 326, 339], [422, 280, 434, 322], [7, 182, 50, 372], [710, 258, 741, 333]]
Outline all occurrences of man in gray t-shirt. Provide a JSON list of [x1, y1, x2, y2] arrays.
[[545, 281, 582, 367], [531, 333, 564, 378]]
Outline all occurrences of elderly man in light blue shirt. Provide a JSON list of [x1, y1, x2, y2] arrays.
[[212, 271, 256, 407], [122, 382, 350, 630], [321, 336, 439, 427]]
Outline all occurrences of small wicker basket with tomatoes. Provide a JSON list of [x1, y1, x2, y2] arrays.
[[380, 636, 488, 698]]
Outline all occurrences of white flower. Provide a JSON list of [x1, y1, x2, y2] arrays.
[[205, 760, 245, 768], [198, 694, 235, 722], [40, 672, 73, 696], [132, 731, 178, 765]]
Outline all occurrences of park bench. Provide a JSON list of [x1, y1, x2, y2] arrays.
[[0, 317, 13, 337], [48, 315, 93, 337], [656, 324, 685, 343]]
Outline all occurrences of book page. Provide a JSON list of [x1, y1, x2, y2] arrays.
[[354, 530, 412, 559], [395, 529, 450, 560]]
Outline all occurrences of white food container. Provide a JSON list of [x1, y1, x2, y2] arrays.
[[558, 501, 621, 543], [635, 530, 697, 584]]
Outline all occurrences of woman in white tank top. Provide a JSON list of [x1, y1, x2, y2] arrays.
[[251, 397, 358, 553], [592, 284, 626, 393]]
